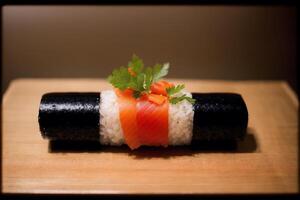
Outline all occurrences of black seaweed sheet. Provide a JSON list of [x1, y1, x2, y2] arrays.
[[38, 92, 100, 141], [192, 93, 248, 144], [38, 92, 248, 143]]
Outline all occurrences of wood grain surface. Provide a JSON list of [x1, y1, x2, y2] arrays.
[[2, 79, 298, 194]]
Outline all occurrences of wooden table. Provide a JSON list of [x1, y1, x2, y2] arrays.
[[2, 79, 298, 194]]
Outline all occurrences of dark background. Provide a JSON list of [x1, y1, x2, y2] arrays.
[[2, 5, 297, 94]]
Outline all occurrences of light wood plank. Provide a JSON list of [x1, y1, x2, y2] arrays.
[[2, 79, 298, 194]]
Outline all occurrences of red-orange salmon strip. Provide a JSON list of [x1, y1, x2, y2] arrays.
[[150, 81, 174, 96], [136, 99, 169, 147], [115, 89, 140, 149], [115, 80, 171, 149]]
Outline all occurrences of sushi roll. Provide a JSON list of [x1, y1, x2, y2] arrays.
[[38, 55, 248, 149]]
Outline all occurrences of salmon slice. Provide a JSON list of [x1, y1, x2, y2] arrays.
[[116, 85, 170, 149], [115, 89, 140, 149], [147, 93, 167, 105], [136, 98, 169, 147], [150, 80, 174, 96]]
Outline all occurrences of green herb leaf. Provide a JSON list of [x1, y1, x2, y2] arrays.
[[153, 63, 169, 82], [144, 67, 153, 91], [108, 55, 170, 98], [128, 54, 144, 74], [108, 55, 181, 100], [166, 84, 196, 104], [137, 73, 146, 91], [166, 84, 185, 96], [108, 55, 155, 98], [127, 76, 138, 90], [169, 94, 196, 105], [108, 55, 196, 104], [108, 66, 131, 90]]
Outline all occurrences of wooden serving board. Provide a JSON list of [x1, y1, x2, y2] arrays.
[[2, 79, 298, 194]]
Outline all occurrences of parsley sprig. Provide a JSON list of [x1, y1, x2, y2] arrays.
[[108, 54, 195, 104], [108, 54, 169, 98], [166, 85, 196, 105]]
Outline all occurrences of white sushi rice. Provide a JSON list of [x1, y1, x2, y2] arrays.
[[99, 90, 124, 145], [168, 90, 194, 145], [99, 90, 194, 146]]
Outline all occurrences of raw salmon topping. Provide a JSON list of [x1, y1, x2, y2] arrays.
[[115, 89, 169, 149], [150, 80, 174, 96], [115, 89, 140, 149], [136, 98, 169, 147]]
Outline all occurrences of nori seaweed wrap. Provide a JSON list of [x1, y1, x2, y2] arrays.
[[38, 92, 248, 143], [192, 93, 248, 144], [38, 93, 100, 141]]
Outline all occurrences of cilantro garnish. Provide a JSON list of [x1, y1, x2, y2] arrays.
[[108, 54, 195, 105]]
